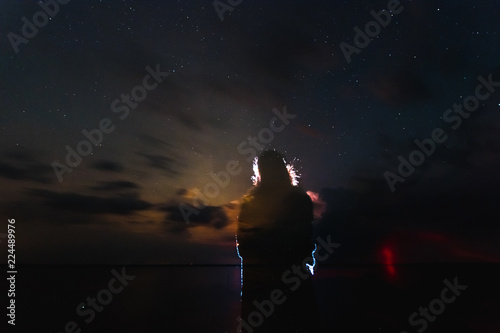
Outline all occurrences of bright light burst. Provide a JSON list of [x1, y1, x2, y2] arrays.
[[251, 156, 300, 186], [251, 156, 260, 186], [286, 160, 300, 186]]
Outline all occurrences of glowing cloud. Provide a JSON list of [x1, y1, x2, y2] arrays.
[[306, 191, 327, 219]]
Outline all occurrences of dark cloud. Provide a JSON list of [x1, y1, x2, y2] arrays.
[[29, 189, 152, 215], [436, 111, 500, 172], [0, 198, 99, 225], [0, 149, 53, 184], [234, 1, 336, 82], [376, 102, 500, 183], [176, 188, 188, 196], [161, 204, 229, 232], [315, 178, 500, 264], [89, 180, 140, 192], [176, 111, 203, 131], [137, 152, 178, 174], [367, 69, 431, 106], [141, 92, 203, 131], [89, 160, 124, 172], [3, 149, 35, 162], [137, 133, 171, 149]]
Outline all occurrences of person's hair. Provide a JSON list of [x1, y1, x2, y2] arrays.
[[252, 150, 293, 188]]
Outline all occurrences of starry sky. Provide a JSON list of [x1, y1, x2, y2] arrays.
[[1, 0, 499, 265]]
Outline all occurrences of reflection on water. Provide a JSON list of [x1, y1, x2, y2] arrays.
[[10, 264, 500, 332]]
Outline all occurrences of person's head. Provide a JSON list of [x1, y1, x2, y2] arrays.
[[254, 150, 292, 187]]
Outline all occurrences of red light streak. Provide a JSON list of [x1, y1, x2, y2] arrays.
[[382, 247, 396, 276]]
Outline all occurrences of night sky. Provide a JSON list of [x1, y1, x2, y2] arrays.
[[1, 0, 499, 265]]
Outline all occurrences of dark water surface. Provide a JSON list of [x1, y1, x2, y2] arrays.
[[4, 263, 500, 332]]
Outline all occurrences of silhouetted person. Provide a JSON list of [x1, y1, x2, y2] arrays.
[[237, 150, 320, 333]]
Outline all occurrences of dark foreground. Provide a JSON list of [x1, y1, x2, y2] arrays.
[[3, 263, 500, 332]]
